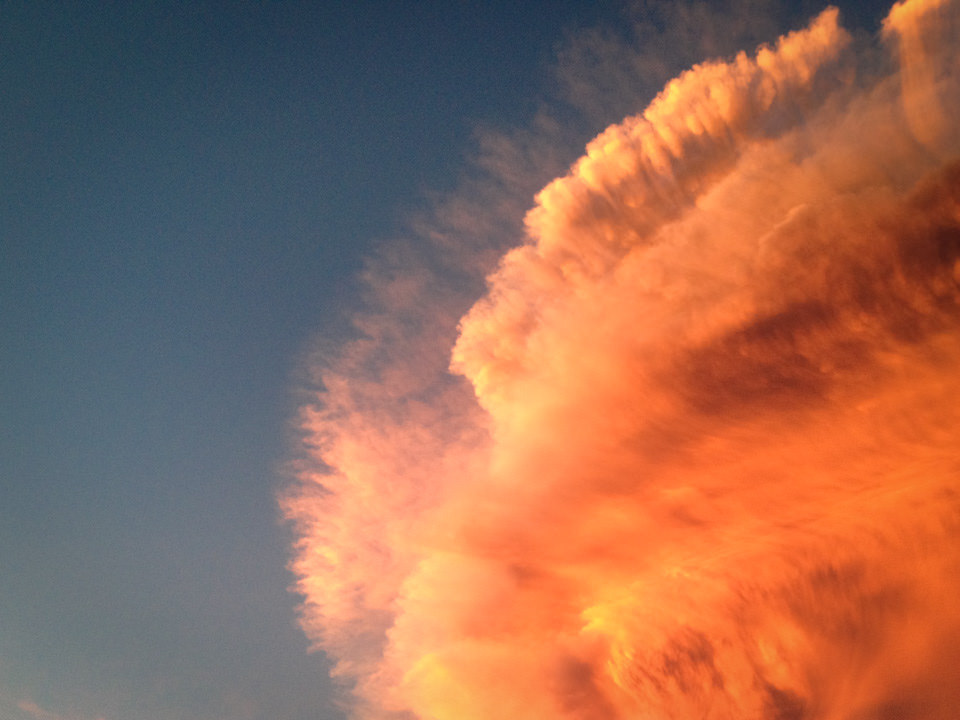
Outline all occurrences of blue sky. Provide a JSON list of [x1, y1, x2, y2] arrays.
[[0, 1, 894, 719], [0, 3, 616, 719]]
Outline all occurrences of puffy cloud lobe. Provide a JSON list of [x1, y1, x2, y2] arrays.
[[452, 7, 850, 409], [284, 1, 960, 718]]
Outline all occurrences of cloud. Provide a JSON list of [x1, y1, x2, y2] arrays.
[[17, 699, 108, 720], [283, 0, 960, 718]]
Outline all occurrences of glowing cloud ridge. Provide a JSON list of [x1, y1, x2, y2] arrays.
[[283, 1, 960, 718]]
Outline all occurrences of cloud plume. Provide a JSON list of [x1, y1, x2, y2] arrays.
[[282, 1, 960, 718]]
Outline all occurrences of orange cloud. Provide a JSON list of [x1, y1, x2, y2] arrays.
[[17, 699, 108, 720], [283, 1, 960, 718]]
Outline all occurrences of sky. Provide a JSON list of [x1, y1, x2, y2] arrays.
[[2, 1, 956, 720]]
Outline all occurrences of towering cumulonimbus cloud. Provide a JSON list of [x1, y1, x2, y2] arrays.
[[282, 0, 960, 718]]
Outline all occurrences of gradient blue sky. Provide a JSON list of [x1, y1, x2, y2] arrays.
[[0, 2, 891, 719]]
